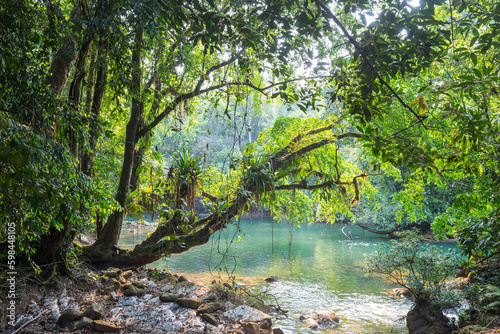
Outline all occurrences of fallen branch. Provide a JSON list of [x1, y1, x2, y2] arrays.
[[11, 309, 50, 334]]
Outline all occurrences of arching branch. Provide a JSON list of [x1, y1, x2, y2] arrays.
[[312, 0, 427, 127]]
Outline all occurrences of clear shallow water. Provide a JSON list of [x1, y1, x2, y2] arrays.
[[119, 218, 442, 333]]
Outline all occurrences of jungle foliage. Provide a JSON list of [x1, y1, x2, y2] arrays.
[[0, 0, 499, 282]]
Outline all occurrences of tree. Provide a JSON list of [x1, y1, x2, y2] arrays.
[[2, 0, 500, 273], [366, 230, 460, 333]]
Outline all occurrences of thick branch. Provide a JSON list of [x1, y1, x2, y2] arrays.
[[273, 123, 336, 161], [313, 0, 427, 126], [136, 77, 328, 140], [275, 180, 347, 191], [357, 223, 398, 235], [271, 131, 363, 172]]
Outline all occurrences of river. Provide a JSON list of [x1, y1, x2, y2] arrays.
[[119, 218, 423, 333]]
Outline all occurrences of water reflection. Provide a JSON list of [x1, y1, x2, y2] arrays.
[[120, 218, 442, 333]]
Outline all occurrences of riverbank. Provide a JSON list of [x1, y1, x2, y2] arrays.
[[4, 265, 288, 334]]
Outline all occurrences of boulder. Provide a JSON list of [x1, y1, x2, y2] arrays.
[[103, 278, 121, 294], [272, 328, 284, 334], [160, 293, 181, 302], [103, 267, 122, 278], [242, 322, 260, 334], [123, 283, 144, 296], [251, 302, 273, 314], [175, 280, 196, 290], [201, 313, 218, 326], [122, 270, 134, 280], [161, 275, 178, 285], [197, 302, 223, 314], [264, 276, 282, 283], [132, 281, 147, 289], [92, 319, 121, 333], [177, 298, 203, 309], [58, 308, 82, 328], [178, 275, 190, 282], [223, 305, 272, 330], [82, 302, 104, 320], [142, 279, 158, 288], [72, 316, 93, 330], [407, 302, 451, 334], [301, 312, 339, 329]]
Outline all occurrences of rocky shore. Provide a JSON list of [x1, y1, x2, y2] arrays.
[[7, 267, 321, 334]]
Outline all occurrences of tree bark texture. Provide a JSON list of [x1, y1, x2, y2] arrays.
[[96, 26, 144, 247], [45, 5, 80, 97], [82, 49, 107, 177]]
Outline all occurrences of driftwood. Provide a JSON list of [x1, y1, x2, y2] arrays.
[[356, 224, 398, 235]]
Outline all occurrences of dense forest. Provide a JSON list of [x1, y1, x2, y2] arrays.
[[1, 0, 500, 333]]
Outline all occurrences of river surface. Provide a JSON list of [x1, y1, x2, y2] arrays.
[[118, 218, 453, 333]]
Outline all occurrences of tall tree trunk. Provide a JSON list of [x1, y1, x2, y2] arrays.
[[96, 26, 144, 248], [45, 5, 80, 97], [130, 77, 161, 192], [68, 38, 93, 156], [82, 48, 107, 177], [82, 48, 108, 238]]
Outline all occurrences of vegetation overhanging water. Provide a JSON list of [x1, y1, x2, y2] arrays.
[[120, 218, 457, 333]]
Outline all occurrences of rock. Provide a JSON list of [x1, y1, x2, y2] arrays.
[[407, 302, 451, 334], [109, 291, 119, 301], [82, 302, 104, 320], [122, 270, 134, 280], [161, 275, 178, 285], [223, 305, 272, 330], [123, 283, 144, 296], [142, 279, 158, 288], [302, 312, 339, 329], [160, 293, 181, 302], [201, 313, 218, 326], [175, 280, 196, 291], [58, 308, 82, 328], [197, 302, 223, 314], [43, 299, 60, 321], [58, 297, 74, 311], [118, 275, 127, 284], [242, 322, 260, 334], [132, 281, 147, 289], [205, 323, 220, 333], [177, 298, 203, 309], [123, 285, 144, 296], [204, 292, 218, 302], [103, 267, 122, 278], [264, 276, 282, 283], [251, 302, 273, 314], [103, 278, 121, 294], [272, 328, 285, 334], [143, 294, 154, 301], [178, 275, 189, 282], [92, 319, 121, 333], [72, 316, 93, 330], [117, 296, 138, 306]]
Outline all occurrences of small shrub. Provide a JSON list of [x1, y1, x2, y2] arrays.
[[366, 229, 461, 307]]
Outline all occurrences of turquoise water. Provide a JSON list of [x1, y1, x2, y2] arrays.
[[119, 218, 453, 333]]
